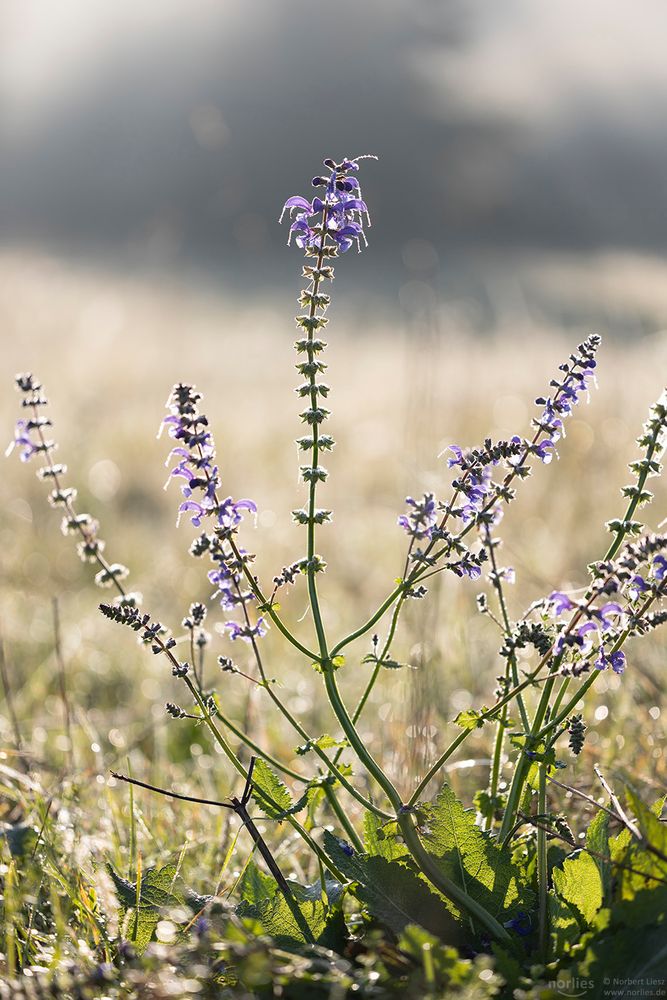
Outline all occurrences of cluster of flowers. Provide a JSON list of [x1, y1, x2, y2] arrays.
[[396, 493, 487, 582], [99, 601, 179, 659], [7, 374, 133, 598], [543, 534, 667, 677], [446, 335, 600, 522], [280, 156, 374, 255], [161, 383, 266, 644], [546, 591, 627, 674], [396, 337, 602, 591]]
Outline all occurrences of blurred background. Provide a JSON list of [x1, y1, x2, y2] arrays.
[[1, 1, 665, 820]]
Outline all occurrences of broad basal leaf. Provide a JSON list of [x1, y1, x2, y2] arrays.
[[363, 813, 408, 863], [552, 850, 603, 926], [237, 882, 345, 949], [237, 860, 278, 907], [324, 831, 462, 943], [420, 784, 534, 920], [106, 863, 212, 953], [585, 810, 611, 900]]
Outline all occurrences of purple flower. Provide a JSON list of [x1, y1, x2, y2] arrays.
[[217, 496, 257, 531], [177, 499, 209, 528], [595, 647, 626, 674], [447, 445, 464, 469], [5, 419, 38, 462], [223, 617, 268, 643], [504, 911, 532, 937], [628, 574, 649, 599], [398, 493, 438, 540], [533, 439, 556, 465], [653, 555, 667, 581], [592, 602, 624, 628], [280, 156, 376, 254], [548, 591, 575, 615]]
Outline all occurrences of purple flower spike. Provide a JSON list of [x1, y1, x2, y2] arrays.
[[280, 156, 376, 255]]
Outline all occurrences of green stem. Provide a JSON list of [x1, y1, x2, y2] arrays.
[[331, 589, 406, 770], [323, 664, 511, 942], [486, 707, 506, 832], [234, 583, 387, 817], [323, 783, 363, 852], [499, 666, 559, 842], [484, 524, 530, 732], [304, 206, 331, 661], [176, 673, 344, 881], [323, 667, 402, 812], [537, 763, 548, 958], [396, 812, 512, 945]]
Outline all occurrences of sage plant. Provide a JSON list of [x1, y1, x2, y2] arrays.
[[8, 156, 667, 962]]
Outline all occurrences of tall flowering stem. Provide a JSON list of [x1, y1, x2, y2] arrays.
[[282, 159, 512, 946], [282, 156, 373, 655], [161, 382, 389, 818], [498, 390, 667, 842], [6, 374, 132, 600]]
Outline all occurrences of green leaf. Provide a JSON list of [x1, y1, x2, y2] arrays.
[[237, 889, 344, 949], [453, 709, 488, 731], [324, 831, 462, 942], [548, 892, 582, 959], [295, 734, 349, 756], [420, 784, 534, 920], [289, 876, 345, 907], [106, 863, 211, 953], [237, 860, 278, 907], [552, 850, 603, 926], [609, 790, 667, 900], [363, 813, 407, 863], [251, 759, 293, 820], [626, 788, 667, 856], [586, 810, 612, 900], [574, 922, 667, 993]]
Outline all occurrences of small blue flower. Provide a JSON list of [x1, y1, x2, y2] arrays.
[[223, 617, 268, 643], [504, 911, 532, 937], [548, 591, 575, 616], [653, 555, 667, 581], [595, 646, 626, 674], [5, 419, 38, 462]]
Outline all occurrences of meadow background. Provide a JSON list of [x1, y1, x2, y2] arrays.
[[1, 0, 666, 990]]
